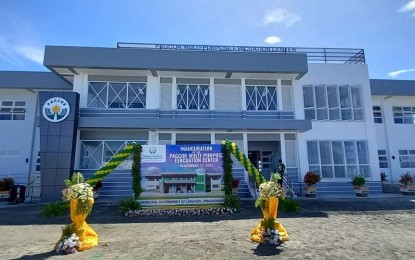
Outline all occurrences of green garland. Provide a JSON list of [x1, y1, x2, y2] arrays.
[[222, 140, 266, 185], [86, 142, 143, 199], [132, 144, 142, 199], [221, 142, 233, 196], [86, 143, 136, 186]]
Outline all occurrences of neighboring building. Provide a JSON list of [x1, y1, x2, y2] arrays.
[[0, 43, 413, 201]]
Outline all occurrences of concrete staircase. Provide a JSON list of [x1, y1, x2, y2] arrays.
[[83, 170, 133, 201], [232, 168, 252, 199]]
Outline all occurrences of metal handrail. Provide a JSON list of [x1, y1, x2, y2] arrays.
[[25, 175, 40, 203], [283, 173, 295, 198], [117, 42, 366, 64]]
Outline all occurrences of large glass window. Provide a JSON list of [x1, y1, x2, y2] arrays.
[[88, 82, 147, 108], [177, 84, 209, 109], [307, 140, 370, 179], [303, 85, 363, 121], [393, 106, 415, 124], [399, 150, 415, 168], [0, 100, 26, 120], [246, 85, 278, 110]]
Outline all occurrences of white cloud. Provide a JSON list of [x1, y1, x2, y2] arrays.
[[13, 45, 44, 64], [263, 9, 302, 27], [388, 68, 415, 77], [264, 36, 282, 44], [399, 0, 415, 12]]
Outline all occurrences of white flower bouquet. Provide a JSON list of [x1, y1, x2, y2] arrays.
[[56, 233, 80, 254], [255, 173, 285, 208], [62, 172, 94, 215], [261, 228, 281, 245]]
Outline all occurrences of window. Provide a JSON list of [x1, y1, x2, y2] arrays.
[[303, 85, 363, 121], [246, 85, 278, 110], [373, 106, 383, 123], [88, 82, 147, 108], [79, 140, 148, 169], [0, 100, 26, 120], [399, 150, 415, 168], [177, 84, 209, 109], [393, 106, 415, 124], [307, 140, 370, 179], [378, 150, 388, 168], [35, 151, 41, 172]]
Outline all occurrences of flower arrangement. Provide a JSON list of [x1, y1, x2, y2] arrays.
[[56, 233, 80, 254], [261, 228, 281, 246], [255, 172, 284, 208], [303, 171, 321, 186], [55, 224, 79, 254], [399, 172, 413, 186], [62, 172, 94, 215]]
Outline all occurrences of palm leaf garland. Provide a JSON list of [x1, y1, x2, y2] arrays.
[[132, 144, 142, 199], [221, 142, 233, 196]]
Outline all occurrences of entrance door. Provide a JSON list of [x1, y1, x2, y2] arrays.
[[248, 150, 274, 180], [248, 140, 281, 181]]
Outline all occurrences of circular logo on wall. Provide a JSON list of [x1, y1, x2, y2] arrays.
[[149, 147, 157, 154], [42, 97, 71, 123]]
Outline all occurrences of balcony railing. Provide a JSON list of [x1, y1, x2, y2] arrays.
[[117, 42, 365, 64], [80, 109, 295, 120]]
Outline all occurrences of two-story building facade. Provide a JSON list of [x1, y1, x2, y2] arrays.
[[1, 43, 413, 201]]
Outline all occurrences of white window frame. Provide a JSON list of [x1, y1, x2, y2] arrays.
[[307, 140, 370, 180], [393, 106, 415, 124], [399, 149, 415, 168], [373, 106, 383, 123], [378, 150, 389, 168], [79, 140, 148, 170], [245, 85, 278, 111], [176, 84, 210, 110], [303, 85, 364, 121], [87, 81, 147, 109], [0, 100, 26, 120]]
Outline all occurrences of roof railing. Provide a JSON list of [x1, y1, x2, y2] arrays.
[[117, 42, 366, 64]]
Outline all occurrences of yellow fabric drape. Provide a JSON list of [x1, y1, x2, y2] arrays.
[[69, 198, 99, 251], [251, 197, 289, 243]]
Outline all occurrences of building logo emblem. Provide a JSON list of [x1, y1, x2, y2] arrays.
[[42, 97, 71, 123], [149, 147, 157, 154]]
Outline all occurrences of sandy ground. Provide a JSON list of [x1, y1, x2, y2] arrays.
[[1, 197, 415, 260]]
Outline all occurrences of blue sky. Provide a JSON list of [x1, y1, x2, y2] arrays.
[[0, 0, 414, 79]]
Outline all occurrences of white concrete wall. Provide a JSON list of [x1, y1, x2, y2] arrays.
[[372, 95, 415, 182], [0, 89, 38, 183], [296, 64, 380, 182]]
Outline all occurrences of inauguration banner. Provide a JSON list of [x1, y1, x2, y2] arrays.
[[139, 144, 224, 207]]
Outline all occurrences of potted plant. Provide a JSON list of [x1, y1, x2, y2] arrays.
[[303, 171, 321, 198], [352, 175, 368, 197], [399, 172, 414, 195], [0, 177, 15, 199], [232, 178, 240, 194]]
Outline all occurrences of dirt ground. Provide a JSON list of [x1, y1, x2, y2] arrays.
[[1, 196, 415, 260]]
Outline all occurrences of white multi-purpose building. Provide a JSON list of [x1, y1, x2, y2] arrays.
[[0, 43, 413, 201]]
